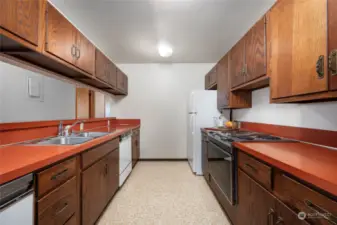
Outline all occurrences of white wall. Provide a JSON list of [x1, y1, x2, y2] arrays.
[[0, 61, 76, 123], [233, 87, 337, 131], [106, 63, 216, 159]]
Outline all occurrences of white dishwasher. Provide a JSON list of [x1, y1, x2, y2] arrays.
[[119, 131, 132, 186], [0, 174, 34, 225]]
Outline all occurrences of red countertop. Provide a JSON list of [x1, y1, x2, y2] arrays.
[[234, 142, 337, 197], [0, 125, 140, 185]]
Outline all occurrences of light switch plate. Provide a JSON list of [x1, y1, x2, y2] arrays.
[[28, 77, 40, 98]]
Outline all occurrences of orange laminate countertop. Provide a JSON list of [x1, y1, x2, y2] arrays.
[[233, 142, 337, 197], [0, 125, 140, 185]]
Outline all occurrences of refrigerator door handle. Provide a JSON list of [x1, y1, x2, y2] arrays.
[[191, 114, 196, 135]]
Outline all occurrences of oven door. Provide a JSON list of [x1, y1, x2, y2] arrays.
[[208, 141, 234, 205]]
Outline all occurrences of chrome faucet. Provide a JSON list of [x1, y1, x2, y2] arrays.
[[58, 121, 64, 136], [64, 120, 85, 137]]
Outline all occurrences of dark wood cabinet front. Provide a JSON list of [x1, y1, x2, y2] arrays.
[[106, 149, 119, 200], [217, 54, 230, 109], [95, 49, 109, 83], [117, 68, 128, 93], [0, 0, 40, 46], [132, 129, 140, 167], [237, 169, 274, 225], [82, 156, 108, 225], [45, 3, 77, 66], [245, 17, 266, 82], [201, 132, 209, 182], [109, 62, 117, 88], [75, 32, 95, 75], [269, 0, 328, 99], [230, 39, 245, 88]]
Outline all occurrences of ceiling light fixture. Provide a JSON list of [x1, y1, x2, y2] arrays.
[[158, 43, 173, 58]]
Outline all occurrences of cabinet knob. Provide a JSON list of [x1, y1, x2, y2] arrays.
[[275, 217, 284, 225], [76, 48, 81, 59], [71, 45, 76, 57]]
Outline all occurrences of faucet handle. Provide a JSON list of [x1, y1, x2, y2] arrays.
[[64, 125, 71, 137]]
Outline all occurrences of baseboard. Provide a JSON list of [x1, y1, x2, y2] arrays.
[[139, 158, 188, 161]]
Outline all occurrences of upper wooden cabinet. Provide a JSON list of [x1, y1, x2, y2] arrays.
[[76, 32, 95, 75], [205, 66, 217, 90], [117, 68, 128, 94], [217, 54, 252, 110], [245, 17, 266, 82], [45, 3, 77, 66], [230, 39, 246, 88], [0, 0, 41, 46], [46, 3, 95, 75], [108, 62, 117, 88], [269, 0, 328, 100]]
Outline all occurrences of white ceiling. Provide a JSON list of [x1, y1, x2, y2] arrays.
[[49, 0, 276, 64]]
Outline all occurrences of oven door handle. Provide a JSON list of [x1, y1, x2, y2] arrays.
[[210, 142, 233, 161]]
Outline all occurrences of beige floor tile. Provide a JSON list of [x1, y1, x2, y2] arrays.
[[97, 161, 230, 225]]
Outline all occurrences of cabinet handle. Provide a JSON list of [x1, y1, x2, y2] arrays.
[[275, 217, 283, 225], [268, 208, 275, 225], [316, 55, 324, 79], [71, 45, 76, 57], [50, 169, 68, 180], [329, 49, 337, 76], [244, 163, 258, 173], [76, 48, 80, 59], [55, 202, 68, 216], [304, 199, 337, 224]]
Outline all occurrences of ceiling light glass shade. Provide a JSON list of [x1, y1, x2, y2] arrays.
[[158, 44, 173, 57]]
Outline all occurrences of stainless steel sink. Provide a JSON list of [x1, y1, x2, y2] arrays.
[[36, 136, 94, 145], [71, 132, 110, 138]]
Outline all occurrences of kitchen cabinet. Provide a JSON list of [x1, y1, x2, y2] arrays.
[[230, 39, 246, 88], [217, 53, 252, 109], [245, 17, 266, 83], [82, 156, 109, 225], [109, 62, 117, 88], [45, 3, 95, 75], [81, 139, 119, 225], [237, 169, 274, 225], [132, 129, 140, 167], [269, 0, 328, 100], [117, 68, 128, 94], [95, 49, 117, 88], [204, 66, 217, 90], [238, 169, 310, 225], [0, 0, 40, 46], [45, 3, 77, 66], [75, 32, 95, 75]]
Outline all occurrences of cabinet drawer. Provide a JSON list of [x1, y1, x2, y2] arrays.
[[37, 157, 77, 197], [274, 173, 337, 225], [238, 151, 272, 189], [82, 138, 119, 169], [38, 177, 77, 225]]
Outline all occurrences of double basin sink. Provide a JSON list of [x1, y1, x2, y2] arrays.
[[30, 132, 110, 145]]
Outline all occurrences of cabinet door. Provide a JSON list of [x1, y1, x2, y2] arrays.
[[106, 150, 119, 200], [95, 49, 108, 83], [82, 157, 108, 225], [274, 198, 310, 225], [217, 54, 230, 109], [269, 0, 328, 99], [45, 3, 77, 65], [201, 138, 209, 181], [230, 39, 245, 88], [0, 0, 40, 46], [117, 68, 124, 91], [245, 17, 266, 82], [109, 62, 117, 88], [124, 75, 128, 94], [205, 74, 210, 89], [237, 169, 274, 225], [209, 67, 217, 86], [75, 32, 95, 75]]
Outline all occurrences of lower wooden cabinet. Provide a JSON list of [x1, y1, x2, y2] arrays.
[[82, 149, 119, 225], [201, 132, 209, 182], [237, 169, 310, 225]]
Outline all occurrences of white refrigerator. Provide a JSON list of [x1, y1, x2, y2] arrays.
[[187, 90, 223, 175]]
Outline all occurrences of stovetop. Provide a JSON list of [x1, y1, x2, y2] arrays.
[[208, 130, 294, 145]]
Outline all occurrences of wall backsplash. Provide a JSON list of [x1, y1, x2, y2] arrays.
[[233, 87, 337, 131]]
